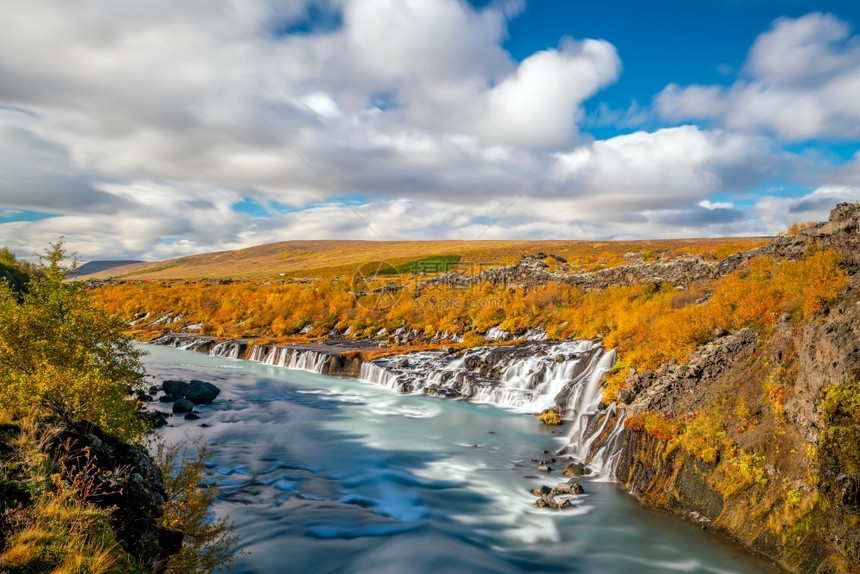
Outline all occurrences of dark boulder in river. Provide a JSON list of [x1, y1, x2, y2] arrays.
[[136, 409, 168, 428], [161, 378, 221, 404], [172, 398, 194, 414], [162, 379, 189, 396], [185, 380, 221, 404]]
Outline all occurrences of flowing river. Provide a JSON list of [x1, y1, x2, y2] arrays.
[[143, 344, 779, 574]]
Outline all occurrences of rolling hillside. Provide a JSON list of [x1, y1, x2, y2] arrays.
[[79, 237, 768, 280]]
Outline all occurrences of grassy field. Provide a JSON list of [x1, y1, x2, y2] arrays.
[[80, 237, 768, 280]]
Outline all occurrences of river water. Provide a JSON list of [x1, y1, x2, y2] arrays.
[[142, 344, 778, 574]]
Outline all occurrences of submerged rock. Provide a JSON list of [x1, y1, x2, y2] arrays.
[[160, 378, 221, 404], [162, 379, 189, 396], [185, 380, 221, 404], [530, 485, 552, 496], [172, 398, 194, 414], [563, 462, 585, 478], [554, 481, 584, 495], [136, 409, 168, 429]]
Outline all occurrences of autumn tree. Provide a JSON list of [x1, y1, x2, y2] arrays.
[[0, 241, 146, 440]]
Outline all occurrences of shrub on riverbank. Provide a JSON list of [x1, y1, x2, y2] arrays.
[[0, 242, 240, 573], [0, 242, 146, 441]]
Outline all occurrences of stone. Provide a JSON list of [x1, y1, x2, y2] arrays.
[[172, 398, 194, 414], [565, 481, 585, 495], [563, 462, 585, 478], [184, 412, 201, 420], [539, 494, 558, 509], [136, 410, 168, 428], [44, 420, 182, 571], [538, 465, 552, 472], [159, 393, 179, 403], [530, 485, 552, 496], [162, 380, 189, 396], [184, 380, 221, 404]]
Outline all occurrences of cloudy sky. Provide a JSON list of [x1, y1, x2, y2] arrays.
[[1, 0, 858, 261]]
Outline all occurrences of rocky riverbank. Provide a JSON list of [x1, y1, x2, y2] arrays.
[[609, 205, 860, 573], [0, 417, 183, 573]]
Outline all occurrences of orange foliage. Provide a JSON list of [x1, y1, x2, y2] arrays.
[[625, 412, 684, 441], [92, 249, 847, 394]]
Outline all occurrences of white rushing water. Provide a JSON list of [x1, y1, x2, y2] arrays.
[[358, 341, 624, 479], [154, 334, 627, 478], [250, 345, 332, 373]]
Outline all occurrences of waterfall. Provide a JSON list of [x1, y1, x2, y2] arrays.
[[151, 333, 214, 352], [359, 341, 611, 412], [153, 334, 628, 478], [152, 335, 336, 375], [209, 341, 245, 359], [251, 345, 333, 374], [359, 340, 627, 477]]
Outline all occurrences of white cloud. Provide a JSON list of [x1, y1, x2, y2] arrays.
[[476, 39, 621, 147], [657, 13, 860, 140], [699, 200, 734, 210], [0, 2, 852, 261], [751, 186, 859, 232], [545, 126, 779, 215]]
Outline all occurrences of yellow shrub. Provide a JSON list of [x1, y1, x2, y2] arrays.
[[538, 410, 563, 425]]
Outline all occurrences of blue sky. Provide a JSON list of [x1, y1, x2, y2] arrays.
[[0, 0, 858, 260]]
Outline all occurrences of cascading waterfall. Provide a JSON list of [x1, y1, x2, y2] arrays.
[[360, 340, 606, 411], [151, 333, 214, 352], [210, 341, 243, 359], [560, 349, 628, 480], [153, 333, 629, 478], [153, 334, 336, 374], [359, 341, 628, 478], [252, 345, 333, 374]]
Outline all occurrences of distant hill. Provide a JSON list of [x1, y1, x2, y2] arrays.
[[79, 237, 768, 281], [70, 260, 144, 278]]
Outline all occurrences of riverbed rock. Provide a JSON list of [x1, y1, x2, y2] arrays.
[[158, 393, 180, 403], [563, 462, 585, 478], [162, 379, 189, 396], [536, 494, 558, 509], [530, 485, 552, 496], [559, 481, 584, 495], [538, 465, 552, 472], [172, 398, 194, 414], [136, 409, 168, 428], [185, 380, 221, 404]]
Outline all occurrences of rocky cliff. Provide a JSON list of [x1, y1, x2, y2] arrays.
[[612, 203, 860, 573]]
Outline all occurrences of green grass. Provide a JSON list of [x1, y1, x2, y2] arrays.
[[375, 255, 461, 275], [118, 262, 181, 278]]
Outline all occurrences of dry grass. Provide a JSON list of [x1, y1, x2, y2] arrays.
[[0, 412, 143, 574], [79, 237, 768, 280]]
